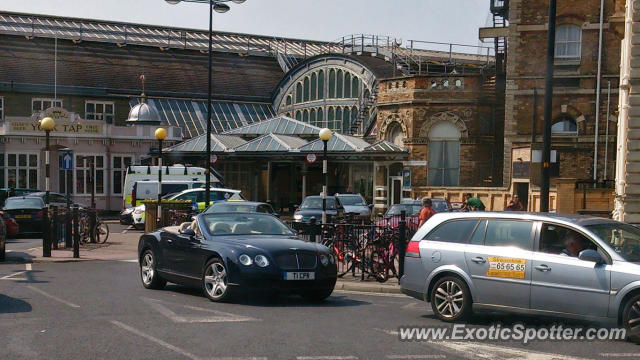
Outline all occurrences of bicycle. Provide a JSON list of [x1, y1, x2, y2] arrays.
[[369, 228, 400, 283], [78, 210, 110, 244]]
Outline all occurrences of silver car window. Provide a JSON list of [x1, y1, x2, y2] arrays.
[[539, 223, 597, 257], [484, 220, 534, 250], [423, 219, 478, 243], [469, 220, 487, 245]]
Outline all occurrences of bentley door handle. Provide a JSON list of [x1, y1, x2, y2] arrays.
[[534, 265, 551, 272], [471, 257, 486, 264]]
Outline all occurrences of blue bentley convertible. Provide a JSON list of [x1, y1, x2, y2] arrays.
[[138, 212, 337, 302]]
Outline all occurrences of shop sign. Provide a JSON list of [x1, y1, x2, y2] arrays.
[[10, 120, 103, 135]]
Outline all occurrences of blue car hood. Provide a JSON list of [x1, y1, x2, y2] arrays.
[[213, 235, 325, 254]]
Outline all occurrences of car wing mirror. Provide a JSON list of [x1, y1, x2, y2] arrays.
[[578, 249, 604, 264], [180, 228, 196, 237]]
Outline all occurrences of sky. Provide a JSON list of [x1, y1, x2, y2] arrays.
[[1, 0, 492, 49]]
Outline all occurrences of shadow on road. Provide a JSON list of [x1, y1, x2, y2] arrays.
[[0, 294, 32, 313], [163, 284, 371, 308], [3, 251, 35, 264]]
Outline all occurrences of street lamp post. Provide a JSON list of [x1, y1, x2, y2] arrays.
[[165, 0, 246, 209], [319, 128, 333, 224], [40, 116, 55, 257], [155, 127, 167, 226], [540, 0, 557, 212]]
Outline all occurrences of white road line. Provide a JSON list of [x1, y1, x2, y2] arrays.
[[297, 357, 358, 360], [1, 271, 27, 279], [142, 297, 258, 323], [207, 358, 267, 360], [118, 259, 138, 263], [600, 354, 640, 358], [386, 356, 446, 359], [122, 230, 128, 234], [25, 263, 32, 271], [27, 247, 41, 251], [6, 249, 12, 253], [110, 320, 201, 360], [26, 286, 80, 308], [333, 289, 407, 298]]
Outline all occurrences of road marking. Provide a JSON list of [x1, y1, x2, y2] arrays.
[[0, 270, 27, 280], [122, 229, 128, 234], [110, 320, 202, 360], [386, 356, 446, 359], [207, 358, 267, 360], [600, 354, 640, 358], [297, 357, 358, 360], [142, 297, 258, 323], [333, 289, 407, 298], [401, 302, 421, 310], [25, 263, 32, 271], [27, 247, 41, 252], [118, 259, 138, 263], [26, 286, 80, 308], [6, 249, 12, 253]]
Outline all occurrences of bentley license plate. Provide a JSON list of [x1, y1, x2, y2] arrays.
[[284, 272, 315, 280]]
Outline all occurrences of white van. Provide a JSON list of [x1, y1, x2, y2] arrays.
[[132, 180, 205, 205], [122, 165, 221, 208]]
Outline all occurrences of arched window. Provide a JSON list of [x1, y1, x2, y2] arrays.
[[317, 107, 324, 128], [318, 70, 325, 99], [303, 109, 309, 123], [295, 111, 302, 121], [328, 107, 335, 130], [386, 121, 404, 147], [295, 83, 303, 103], [552, 116, 578, 135], [329, 69, 336, 98], [310, 108, 317, 126], [344, 72, 351, 98], [286, 112, 291, 117], [303, 77, 310, 102], [336, 70, 344, 98], [428, 122, 460, 186], [342, 107, 350, 132], [352, 77, 359, 98], [310, 73, 317, 101], [555, 25, 582, 61], [286, 95, 292, 106]]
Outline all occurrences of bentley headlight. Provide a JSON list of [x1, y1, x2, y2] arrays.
[[293, 214, 303, 220], [239, 254, 253, 266], [319, 254, 329, 266], [254, 255, 269, 268]]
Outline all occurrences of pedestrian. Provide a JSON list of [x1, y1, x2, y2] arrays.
[[418, 198, 436, 227], [463, 193, 485, 211], [505, 194, 524, 211]]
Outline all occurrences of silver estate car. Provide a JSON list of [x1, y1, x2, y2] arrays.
[[400, 212, 640, 340]]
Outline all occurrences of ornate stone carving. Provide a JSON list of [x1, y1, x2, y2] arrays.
[[379, 113, 408, 141], [418, 111, 469, 139]]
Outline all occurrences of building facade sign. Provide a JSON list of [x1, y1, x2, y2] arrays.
[[10, 120, 103, 135]]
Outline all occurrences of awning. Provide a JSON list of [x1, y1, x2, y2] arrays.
[[223, 116, 321, 136], [233, 134, 308, 152]]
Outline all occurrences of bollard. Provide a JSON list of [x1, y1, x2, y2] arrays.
[[42, 205, 51, 257], [65, 207, 72, 248], [51, 206, 58, 250], [309, 218, 317, 243], [398, 210, 407, 279], [73, 205, 79, 258], [89, 209, 96, 244]]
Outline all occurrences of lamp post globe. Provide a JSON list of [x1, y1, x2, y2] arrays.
[[319, 127, 333, 141], [155, 127, 167, 141], [40, 116, 56, 131]]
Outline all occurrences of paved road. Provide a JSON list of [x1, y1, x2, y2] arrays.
[[1, 260, 639, 359]]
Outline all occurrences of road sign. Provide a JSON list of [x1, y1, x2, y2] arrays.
[[62, 152, 73, 170], [209, 154, 218, 165], [305, 153, 317, 164]]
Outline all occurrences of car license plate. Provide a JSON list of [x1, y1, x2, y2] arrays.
[[284, 272, 315, 280], [15, 214, 30, 219]]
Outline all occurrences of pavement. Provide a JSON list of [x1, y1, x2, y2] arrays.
[[4, 225, 403, 294]]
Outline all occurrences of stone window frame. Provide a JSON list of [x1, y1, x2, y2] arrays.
[[6, 152, 39, 189], [85, 100, 115, 123], [75, 153, 106, 196]]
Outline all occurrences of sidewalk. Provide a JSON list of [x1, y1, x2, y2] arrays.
[[10, 231, 401, 294]]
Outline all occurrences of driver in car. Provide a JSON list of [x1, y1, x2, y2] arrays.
[[561, 233, 585, 257]]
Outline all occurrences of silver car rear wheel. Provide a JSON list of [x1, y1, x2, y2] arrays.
[[430, 276, 471, 322]]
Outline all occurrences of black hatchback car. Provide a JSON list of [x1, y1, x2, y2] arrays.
[[2, 196, 45, 235], [138, 212, 337, 302]]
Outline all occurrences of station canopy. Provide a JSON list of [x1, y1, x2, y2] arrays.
[[164, 115, 407, 160]]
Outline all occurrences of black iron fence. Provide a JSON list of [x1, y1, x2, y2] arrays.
[[290, 211, 419, 283], [49, 205, 107, 257]]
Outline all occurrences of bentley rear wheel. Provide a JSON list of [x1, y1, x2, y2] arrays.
[[140, 249, 166, 290]]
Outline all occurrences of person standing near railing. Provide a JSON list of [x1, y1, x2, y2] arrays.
[[418, 198, 436, 227]]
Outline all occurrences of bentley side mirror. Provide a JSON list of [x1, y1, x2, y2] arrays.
[[180, 228, 196, 237], [578, 249, 604, 264]]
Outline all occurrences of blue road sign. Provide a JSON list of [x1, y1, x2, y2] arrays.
[[62, 152, 73, 170]]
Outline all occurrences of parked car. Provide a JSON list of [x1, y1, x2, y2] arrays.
[[138, 212, 337, 302], [400, 212, 640, 342], [0, 188, 39, 207], [376, 203, 421, 228], [131, 187, 244, 230], [293, 196, 344, 225], [27, 192, 87, 209], [401, 198, 451, 213], [335, 193, 372, 221], [2, 196, 45, 235], [204, 201, 277, 216], [1, 211, 19, 238]]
